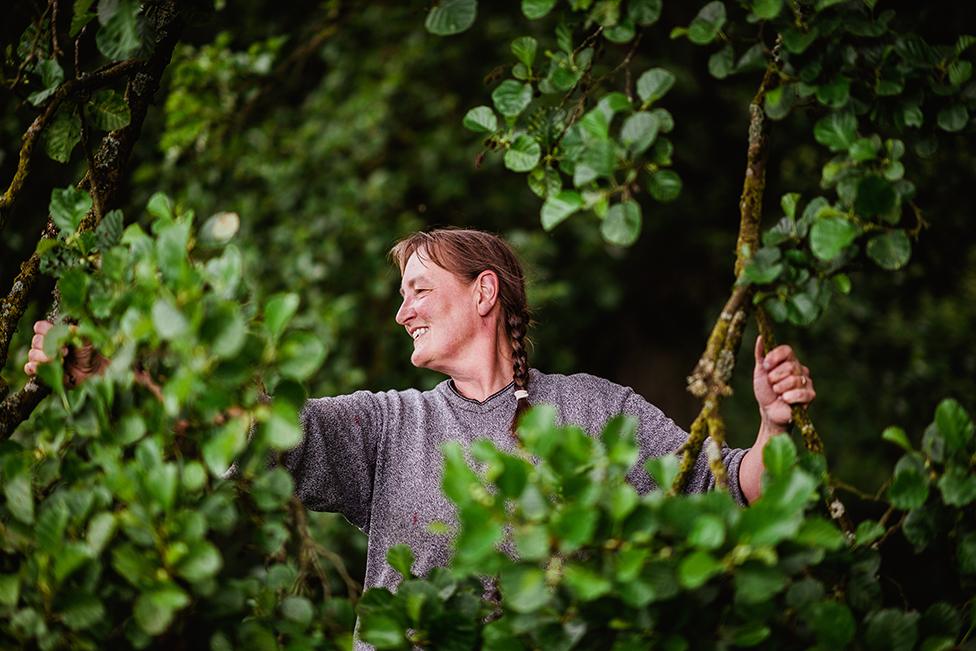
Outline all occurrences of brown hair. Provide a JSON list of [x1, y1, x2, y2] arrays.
[[389, 228, 532, 439]]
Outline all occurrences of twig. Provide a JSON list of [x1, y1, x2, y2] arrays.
[[0, 58, 142, 232], [51, 0, 63, 59], [9, 5, 52, 92]]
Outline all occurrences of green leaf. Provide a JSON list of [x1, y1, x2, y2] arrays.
[[563, 563, 612, 601], [936, 105, 968, 132], [937, 466, 976, 506], [61, 593, 105, 631], [882, 426, 912, 452], [959, 533, 976, 574], [762, 435, 797, 477], [854, 176, 897, 218], [867, 231, 911, 271], [500, 565, 549, 613], [425, 0, 477, 35], [935, 398, 974, 454], [528, 167, 561, 199], [620, 111, 659, 154], [152, 298, 189, 340], [86, 511, 117, 554], [743, 246, 783, 284], [600, 200, 642, 247], [28, 58, 64, 105], [752, 0, 782, 19], [70, 0, 97, 37], [810, 216, 858, 261], [636, 68, 675, 104], [281, 596, 314, 627], [708, 44, 734, 79], [814, 111, 857, 152], [806, 601, 856, 647], [50, 187, 93, 235], [678, 551, 722, 589], [43, 105, 82, 163], [133, 586, 189, 636], [387, 544, 415, 580], [263, 400, 303, 450], [202, 418, 249, 476], [816, 75, 850, 109], [605, 18, 636, 44], [492, 80, 532, 118], [540, 190, 582, 231], [796, 516, 845, 550], [735, 564, 786, 604], [463, 106, 498, 133], [278, 331, 326, 380], [888, 455, 929, 510], [0, 574, 20, 608], [629, 0, 662, 25], [687, 1, 726, 44], [855, 520, 885, 546], [264, 292, 300, 341], [648, 169, 682, 202], [95, 0, 142, 59], [511, 36, 537, 67], [646, 453, 679, 490], [688, 514, 725, 549], [864, 609, 919, 651], [505, 134, 541, 172], [176, 542, 222, 582], [86, 90, 131, 131], [95, 209, 124, 250], [522, 0, 557, 19]]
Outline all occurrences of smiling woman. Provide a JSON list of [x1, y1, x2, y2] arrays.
[[23, 227, 816, 651]]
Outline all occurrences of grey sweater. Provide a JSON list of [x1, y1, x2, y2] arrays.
[[282, 368, 748, 599]]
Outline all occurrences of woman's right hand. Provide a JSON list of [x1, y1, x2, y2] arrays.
[[24, 320, 104, 386]]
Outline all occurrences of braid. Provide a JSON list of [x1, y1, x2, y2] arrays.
[[508, 309, 531, 440]]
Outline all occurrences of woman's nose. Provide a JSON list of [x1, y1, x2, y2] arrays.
[[395, 298, 413, 325]]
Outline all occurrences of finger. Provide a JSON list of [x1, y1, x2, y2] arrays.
[[33, 320, 53, 335], [762, 344, 794, 370], [24, 362, 35, 376], [28, 348, 51, 364], [31, 333, 45, 349], [772, 375, 805, 394], [781, 388, 816, 404], [767, 360, 800, 383]]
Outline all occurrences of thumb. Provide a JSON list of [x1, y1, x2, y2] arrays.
[[754, 335, 764, 368]]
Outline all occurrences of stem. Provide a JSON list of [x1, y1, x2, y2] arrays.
[[0, 59, 142, 232]]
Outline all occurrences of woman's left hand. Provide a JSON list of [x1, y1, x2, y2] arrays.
[[752, 335, 815, 430]]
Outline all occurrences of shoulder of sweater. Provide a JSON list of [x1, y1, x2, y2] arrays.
[[529, 368, 636, 400]]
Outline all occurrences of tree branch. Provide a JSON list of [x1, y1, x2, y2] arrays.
[[0, 58, 142, 233], [0, 2, 184, 438]]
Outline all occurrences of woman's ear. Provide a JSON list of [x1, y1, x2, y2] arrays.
[[475, 270, 500, 316]]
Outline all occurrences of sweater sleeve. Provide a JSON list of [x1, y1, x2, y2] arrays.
[[280, 390, 386, 532], [619, 388, 749, 507]]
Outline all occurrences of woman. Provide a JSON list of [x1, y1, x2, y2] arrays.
[[25, 228, 815, 604]]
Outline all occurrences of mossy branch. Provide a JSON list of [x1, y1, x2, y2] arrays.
[[672, 59, 778, 495], [0, 59, 142, 233], [0, 3, 184, 438]]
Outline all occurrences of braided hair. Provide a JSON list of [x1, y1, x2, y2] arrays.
[[389, 228, 533, 439]]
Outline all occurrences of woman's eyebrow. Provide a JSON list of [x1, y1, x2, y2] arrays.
[[399, 276, 430, 296]]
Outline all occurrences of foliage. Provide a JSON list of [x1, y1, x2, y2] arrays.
[[0, 0, 974, 649], [1, 193, 356, 648], [357, 401, 975, 649]]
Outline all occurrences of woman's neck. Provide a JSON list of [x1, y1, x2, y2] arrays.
[[449, 338, 516, 402]]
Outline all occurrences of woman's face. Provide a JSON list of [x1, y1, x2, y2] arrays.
[[395, 250, 482, 375]]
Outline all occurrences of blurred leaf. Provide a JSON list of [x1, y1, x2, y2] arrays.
[[888, 455, 929, 510], [133, 586, 190, 636], [564, 563, 612, 601], [425, 0, 477, 36], [810, 216, 858, 261], [511, 36, 537, 67], [814, 111, 857, 151], [678, 551, 722, 589], [500, 565, 548, 612], [629, 0, 662, 25], [463, 106, 498, 133], [687, 2, 726, 44], [867, 231, 911, 270], [648, 169, 682, 202], [492, 80, 532, 118], [95, 0, 142, 59], [505, 134, 542, 172], [937, 467, 976, 506], [636, 68, 676, 104], [600, 200, 642, 246], [882, 426, 912, 451], [522, 0, 556, 19], [540, 190, 582, 230], [752, 0, 782, 19], [50, 187, 93, 235], [864, 609, 919, 651], [87, 89, 131, 130], [935, 398, 974, 454], [44, 105, 82, 163], [387, 544, 415, 580], [646, 453, 679, 490]]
